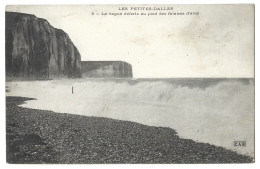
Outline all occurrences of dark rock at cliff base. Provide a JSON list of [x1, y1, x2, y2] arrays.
[[81, 61, 133, 78], [5, 12, 81, 79]]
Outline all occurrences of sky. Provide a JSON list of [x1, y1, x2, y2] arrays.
[[6, 5, 254, 78]]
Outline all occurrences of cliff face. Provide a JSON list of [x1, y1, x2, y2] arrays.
[[81, 61, 133, 78], [6, 12, 81, 79]]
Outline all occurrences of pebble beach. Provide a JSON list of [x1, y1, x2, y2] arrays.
[[6, 96, 253, 163]]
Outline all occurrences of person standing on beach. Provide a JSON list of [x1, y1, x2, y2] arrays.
[[72, 86, 74, 94]]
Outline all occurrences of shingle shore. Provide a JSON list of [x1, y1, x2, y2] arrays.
[[6, 96, 254, 163]]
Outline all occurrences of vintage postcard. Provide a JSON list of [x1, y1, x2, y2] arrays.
[[5, 4, 254, 163]]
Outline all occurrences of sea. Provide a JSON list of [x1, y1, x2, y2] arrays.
[[6, 78, 255, 157]]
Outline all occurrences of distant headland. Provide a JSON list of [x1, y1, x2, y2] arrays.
[[81, 61, 132, 78]]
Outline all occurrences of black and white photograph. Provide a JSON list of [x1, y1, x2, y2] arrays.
[[4, 4, 255, 164]]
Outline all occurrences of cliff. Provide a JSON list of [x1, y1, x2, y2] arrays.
[[81, 61, 133, 78], [5, 12, 81, 79]]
